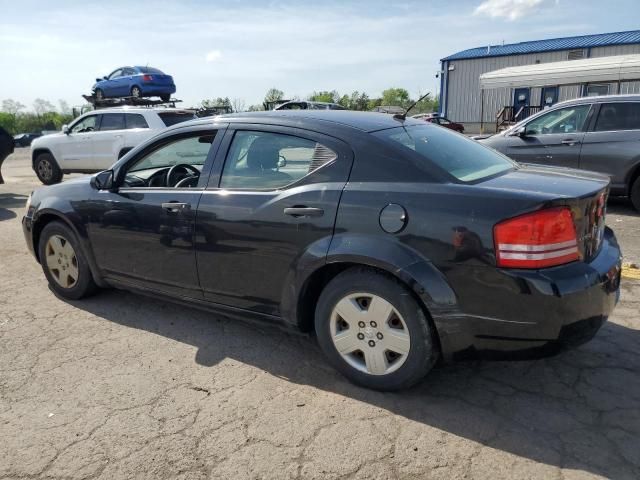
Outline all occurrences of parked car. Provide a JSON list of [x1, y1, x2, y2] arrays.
[[275, 101, 345, 110], [92, 66, 176, 102], [479, 94, 640, 211], [23, 111, 621, 390], [13, 132, 42, 147], [30, 107, 196, 184], [413, 113, 465, 133]]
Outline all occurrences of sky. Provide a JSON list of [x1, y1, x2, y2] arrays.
[[1, 0, 640, 111]]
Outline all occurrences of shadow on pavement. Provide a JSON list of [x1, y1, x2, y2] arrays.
[[70, 284, 640, 479], [0, 193, 27, 221]]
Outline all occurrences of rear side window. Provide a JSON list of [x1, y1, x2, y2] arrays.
[[125, 114, 149, 129], [158, 111, 197, 126], [373, 124, 515, 182], [220, 130, 337, 189], [100, 113, 126, 131], [594, 103, 640, 132]]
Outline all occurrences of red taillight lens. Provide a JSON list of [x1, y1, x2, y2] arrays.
[[142, 74, 153, 82], [494, 207, 579, 269]]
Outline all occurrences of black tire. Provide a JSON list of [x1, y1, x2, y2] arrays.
[[131, 86, 141, 98], [631, 177, 640, 213], [38, 221, 98, 300], [160, 94, 171, 102], [94, 88, 104, 101], [314, 267, 438, 391], [34, 152, 63, 185]]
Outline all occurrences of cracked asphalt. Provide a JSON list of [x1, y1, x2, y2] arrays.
[[1, 149, 639, 479]]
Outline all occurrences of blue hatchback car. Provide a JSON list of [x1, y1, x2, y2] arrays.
[[93, 66, 176, 102]]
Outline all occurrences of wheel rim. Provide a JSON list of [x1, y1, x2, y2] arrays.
[[37, 159, 52, 181], [96, 90, 103, 100], [45, 235, 79, 289], [330, 293, 411, 376], [132, 87, 140, 98]]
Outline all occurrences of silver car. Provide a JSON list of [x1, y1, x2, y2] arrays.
[[479, 94, 640, 211]]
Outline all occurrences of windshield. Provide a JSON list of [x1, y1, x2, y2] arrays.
[[373, 124, 516, 182]]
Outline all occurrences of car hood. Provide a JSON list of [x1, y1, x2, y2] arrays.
[[31, 133, 65, 148]]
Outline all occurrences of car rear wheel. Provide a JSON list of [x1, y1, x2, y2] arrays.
[[631, 177, 640, 212], [314, 268, 438, 390], [35, 153, 62, 185], [38, 222, 97, 300], [160, 94, 171, 102], [131, 86, 141, 98]]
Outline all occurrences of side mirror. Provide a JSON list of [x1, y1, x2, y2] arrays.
[[62, 125, 69, 135], [91, 170, 114, 190], [95, 78, 103, 83], [510, 126, 527, 138]]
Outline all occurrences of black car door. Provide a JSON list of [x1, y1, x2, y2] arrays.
[[195, 125, 353, 316], [86, 126, 225, 298], [503, 104, 592, 168]]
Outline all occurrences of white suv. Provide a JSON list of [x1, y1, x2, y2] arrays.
[[30, 107, 196, 184]]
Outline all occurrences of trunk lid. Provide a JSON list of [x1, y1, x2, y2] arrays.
[[481, 165, 609, 263]]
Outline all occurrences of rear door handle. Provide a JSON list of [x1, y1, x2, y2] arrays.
[[561, 139, 580, 146], [284, 207, 324, 218], [162, 202, 190, 212]]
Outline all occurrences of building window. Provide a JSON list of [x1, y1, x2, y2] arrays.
[[585, 84, 610, 97], [568, 49, 585, 60]]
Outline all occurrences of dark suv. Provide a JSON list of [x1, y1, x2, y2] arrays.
[[23, 111, 621, 390], [480, 94, 640, 211]]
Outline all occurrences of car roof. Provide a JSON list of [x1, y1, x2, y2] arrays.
[[169, 110, 423, 133], [81, 107, 193, 115], [555, 94, 640, 107]]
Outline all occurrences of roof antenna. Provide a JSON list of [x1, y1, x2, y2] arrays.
[[393, 92, 432, 121]]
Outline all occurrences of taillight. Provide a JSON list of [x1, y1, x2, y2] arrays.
[[142, 74, 153, 82], [494, 207, 579, 269]]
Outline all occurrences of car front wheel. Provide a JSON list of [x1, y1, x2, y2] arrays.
[[315, 268, 438, 390], [131, 86, 141, 98], [34, 153, 62, 185], [38, 221, 97, 300]]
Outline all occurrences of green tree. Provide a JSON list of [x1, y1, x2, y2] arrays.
[[381, 88, 411, 108], [308, 90, 339, 103]]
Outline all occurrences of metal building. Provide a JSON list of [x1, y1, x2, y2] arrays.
[[439, 30, 640, 133]]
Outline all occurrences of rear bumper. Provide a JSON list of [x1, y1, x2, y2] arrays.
[[23, 214, 36, 258], [435, 227, 622, 361]]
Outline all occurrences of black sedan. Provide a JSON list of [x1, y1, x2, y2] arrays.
[[22, 111, 621, 390]]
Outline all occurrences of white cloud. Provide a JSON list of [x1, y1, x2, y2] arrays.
[[474, 0, 552, 20], [205, 50, 222, 62]]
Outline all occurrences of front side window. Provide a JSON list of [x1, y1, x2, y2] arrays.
[[373, 124, 515, 182], [109, 69, 123, 80], [220, 131, 337, 189], [123, 134, 216, 188], [125, 114, 149, 129], [524, 105, 591, 135], [99, 113, 126, 131], [594, 103, 640, 132], [71, 115, 98, 134]]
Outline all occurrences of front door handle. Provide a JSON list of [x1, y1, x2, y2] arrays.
[[284, 207, 324, 218], [162, 202, 190, 212], [561, 139, 580, 146]]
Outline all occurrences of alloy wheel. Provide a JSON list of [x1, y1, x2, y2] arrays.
[[330, 293, 411, 375], [45, 235, 79, 289], [131, 86, 141, 98], [37, 159, 52, 181]]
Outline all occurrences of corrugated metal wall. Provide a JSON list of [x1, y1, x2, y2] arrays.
[[445, 43, 640, 128]]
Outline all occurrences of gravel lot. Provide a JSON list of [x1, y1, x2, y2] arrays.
[[1, 148, 639, 479]]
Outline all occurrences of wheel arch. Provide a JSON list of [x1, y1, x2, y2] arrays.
[[32, 148, 58, 170], [32, 210, 108, 288], [626, 159, 640, 196]]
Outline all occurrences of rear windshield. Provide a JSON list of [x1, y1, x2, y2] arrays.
[[137, 67, 164, 75], [373, 124, 515, 182], [158, 111, 197, 127]]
